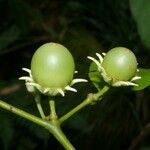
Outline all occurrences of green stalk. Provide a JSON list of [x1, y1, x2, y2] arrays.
[[48, 121, 75, 150], [59, 85, 109, 124], [34, 94, 46, 119], [59, 98, 90, 124], [0, 100, 75, 150], [49, 99, 57, 119], [94, 85, 110, 99], [0, 85, 109, 149], [0, 100, 48, 127]]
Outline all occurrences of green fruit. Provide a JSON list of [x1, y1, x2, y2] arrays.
[[31, 42, 75, 88], [102, 47, 137, 81]]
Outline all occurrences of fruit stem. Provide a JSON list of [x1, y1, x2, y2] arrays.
[[34, 94, 46, 119], [49, 99, 58, 120], [0, 100, 75, 150], [59, 85, 110, 124]]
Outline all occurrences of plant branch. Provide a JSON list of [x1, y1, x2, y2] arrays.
[[0, 85, 109, 149], [0, 100, 48, 128], [59, 85, 109, 124], [0, 100, 75, 149], [34, 94, 46, 119], [49, 100, 57, 120], [94, 85, 110, 99], [59, 97, 90, 124], [49, 122, 75, 150]]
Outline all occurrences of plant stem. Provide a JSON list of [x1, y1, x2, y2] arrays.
[[0, 100, 48, 128], [49, 100, 57, 119], [59, 85, 109, 124], [95, 85, 110, 99], [34, 94, 46, 119], [49, 122, 75, 150], [0, 85, 109, 149], [59, 98, 90, 124], [0, 100, 75, 150]]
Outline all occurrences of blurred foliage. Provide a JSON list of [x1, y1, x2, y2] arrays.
[[130, 0, 150, 49], [0, 0, 149, 150]]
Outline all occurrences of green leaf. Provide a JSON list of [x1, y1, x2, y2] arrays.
[[132, 68, 150, 91], [130, 0, 150, 48], [88, 62, 104, 90]]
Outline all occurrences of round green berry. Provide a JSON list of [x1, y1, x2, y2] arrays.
[[31, 42, 75, 88], [102, 47, 137, 82]]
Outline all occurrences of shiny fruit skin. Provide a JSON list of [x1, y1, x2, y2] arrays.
[[31, 43, 75, 88], [102, 47, 137, 82]]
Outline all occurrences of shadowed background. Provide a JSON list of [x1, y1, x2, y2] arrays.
[[0, 0, 150, 150]]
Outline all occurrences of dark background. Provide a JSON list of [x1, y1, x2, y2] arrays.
[[0, 0, 149, 150]]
